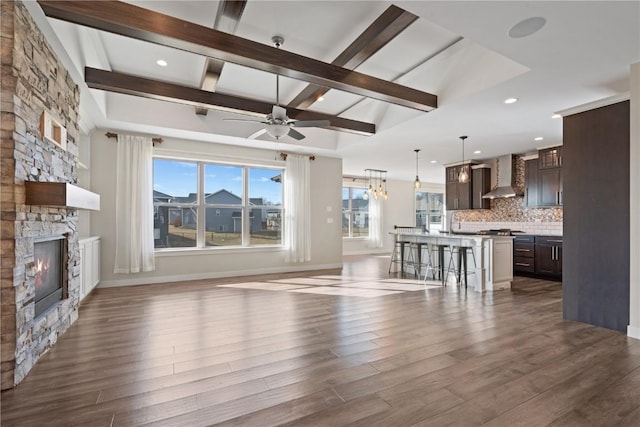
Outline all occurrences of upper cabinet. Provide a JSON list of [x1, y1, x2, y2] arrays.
[[524, 146, 563, 207], [524, 158, 539, 207], [538, 146, 562, 169], [445, 163, 487, 210], [472, 166, 491, 209], [445, 164, 472, 210], [537, 147, 563, 206]]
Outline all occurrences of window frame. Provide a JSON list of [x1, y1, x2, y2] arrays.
[[153, 157, 284, 251], [415, 190, 444, 231], [342, 185, 369, 239]]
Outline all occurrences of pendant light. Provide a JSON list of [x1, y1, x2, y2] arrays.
[[365, 169, 388, 201], [458, 136, 469, 183], [414, 149, 421, 189]]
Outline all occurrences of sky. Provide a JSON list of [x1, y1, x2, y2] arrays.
[[153, 159, 282, 205]]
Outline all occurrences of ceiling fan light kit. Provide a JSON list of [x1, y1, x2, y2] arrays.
[[223, 35, 331, 141]]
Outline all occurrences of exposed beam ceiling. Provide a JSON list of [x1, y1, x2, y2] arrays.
[[196, 0, 247, 116], [84, 67, 376, 136], [38, 0, 438, 112], [289, 5, 418, 110]]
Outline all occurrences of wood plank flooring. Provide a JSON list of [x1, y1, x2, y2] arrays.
[[1, 255, 639, 426]]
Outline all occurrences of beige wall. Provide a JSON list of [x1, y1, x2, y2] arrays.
[[89, 132, 343, 286]]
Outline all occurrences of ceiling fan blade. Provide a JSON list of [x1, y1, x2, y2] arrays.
[[248, 128, 268, 140], [272, 105, 287, 121], [223, 118, 267, 123], [287, 128, 306, 140], [291, 120, 331, 128]]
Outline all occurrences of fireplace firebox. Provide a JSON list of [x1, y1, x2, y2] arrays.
[[33, 236, 67, 317]]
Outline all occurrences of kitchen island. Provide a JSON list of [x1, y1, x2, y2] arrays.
[[392, 231, 514, 292]]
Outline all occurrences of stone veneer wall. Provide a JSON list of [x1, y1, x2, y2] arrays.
[[453, 154, 563, 234], [1, 0, 81, 389]]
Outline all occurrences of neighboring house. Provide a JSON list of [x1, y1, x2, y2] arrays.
[[154, 189, 279, 246]]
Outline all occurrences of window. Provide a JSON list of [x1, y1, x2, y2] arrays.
[[416, 191, 444, 231], [342, 187, 369, 237], [153, 159, 283, 249]]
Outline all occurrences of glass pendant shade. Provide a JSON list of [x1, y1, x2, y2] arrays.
[[414, 149, 421, 189], [458, 136, 468, 183], [458, 168, 469, 183]]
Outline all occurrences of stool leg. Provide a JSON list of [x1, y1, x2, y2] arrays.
[[462, 248, 468, 288], [415, 245, 421, 279], [439, 246, 445, 285], [388, 244, 396, 274], [457, 249, 462, 284], [400, 243, 405, 277]]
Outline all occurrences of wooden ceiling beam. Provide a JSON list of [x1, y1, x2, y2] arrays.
[[84, 67, 375, 136], [289, 5, 418, 110], [38, 0, 437, 111], [196, 0, 247, 115]]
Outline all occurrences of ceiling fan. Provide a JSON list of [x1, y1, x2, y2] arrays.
[[224, 36, 330, 141]]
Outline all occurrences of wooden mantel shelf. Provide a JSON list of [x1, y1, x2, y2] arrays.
[[25, 182, 100, 211]]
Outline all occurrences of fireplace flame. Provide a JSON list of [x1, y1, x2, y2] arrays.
[[35, 256, 50, 287]]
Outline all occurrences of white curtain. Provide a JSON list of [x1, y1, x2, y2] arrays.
[[368, 196, 384, 248], [114, 134, 155, 273], [284, 154, 311, 263]]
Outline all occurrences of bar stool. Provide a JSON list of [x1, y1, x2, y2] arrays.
[[388, 226, 415, 276], [446, 244, 477, 288]]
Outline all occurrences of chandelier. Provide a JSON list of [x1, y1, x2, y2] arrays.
[[364, 169, 388, 201]]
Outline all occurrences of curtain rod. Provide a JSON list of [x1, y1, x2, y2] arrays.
[[279, 152, 315, 161], [105, 131, 163, 144]]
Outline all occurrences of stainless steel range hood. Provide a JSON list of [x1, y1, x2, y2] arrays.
[[482, 155, 523, 199]]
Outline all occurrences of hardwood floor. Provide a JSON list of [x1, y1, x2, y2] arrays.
[[1, 255, 639, 426]]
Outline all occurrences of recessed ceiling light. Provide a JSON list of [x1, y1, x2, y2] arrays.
[[552, 113, 561, 119], [504, 97, 518, 104], [535, 137, 544, 141], [430, 160, 437, 164], [508, 17, 546, 39], [474, 150, 482, 154], [317, 96, 324, 102], [156, 59, 168, 67]]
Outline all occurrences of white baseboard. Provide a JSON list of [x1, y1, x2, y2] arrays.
[[98, 263, 344, 288], [628, 325, 640, 340], [343, 249, 390, 256]]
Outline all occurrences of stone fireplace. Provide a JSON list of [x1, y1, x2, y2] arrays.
[[1, 1, 82, 389]]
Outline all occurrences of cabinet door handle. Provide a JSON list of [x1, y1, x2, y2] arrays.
[[515, 248, 531, 252], [547, 239, 563, 243], [515, 263, 530, 266]]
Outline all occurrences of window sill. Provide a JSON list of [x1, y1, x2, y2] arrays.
[[343, 237, 370, 240], [155, 245, 285, 257]]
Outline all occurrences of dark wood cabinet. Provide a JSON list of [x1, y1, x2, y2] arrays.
[[472, 167, 490, 209], [534, 236, 563, 277], [523, 146, 562, 207], [538, 167, 563, 206], [524, 159, 538, 207], [513, 235, 535, 273], [538, 147, 562, 169], [445, 164, 472, 210], [513, 235, 562, 279]]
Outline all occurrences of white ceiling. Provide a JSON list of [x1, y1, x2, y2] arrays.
[[29, 0, 640, 184]]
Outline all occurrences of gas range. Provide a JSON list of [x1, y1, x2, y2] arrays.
[[476, 229, 520, 236]]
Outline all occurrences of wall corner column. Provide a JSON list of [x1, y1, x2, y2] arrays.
[[629, 61, 640, 339]]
